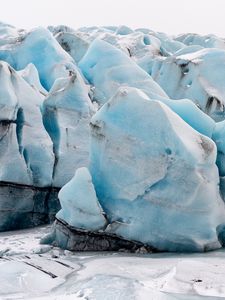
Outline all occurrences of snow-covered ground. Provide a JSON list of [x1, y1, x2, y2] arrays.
[[0, 226, 225, 300]]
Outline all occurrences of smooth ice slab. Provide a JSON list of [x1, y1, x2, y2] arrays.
[[57, 167, 107, 231]]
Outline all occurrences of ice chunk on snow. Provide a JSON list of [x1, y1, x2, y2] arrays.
[[89, 86, 225, 252], [57, 167, 106, 231]]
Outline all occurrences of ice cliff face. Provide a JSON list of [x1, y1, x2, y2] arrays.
[[0, 24, 91, 230], [89, 88, 225, 251], [1, 22, 225, 252]]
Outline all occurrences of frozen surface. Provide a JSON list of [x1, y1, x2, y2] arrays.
[[0, 60, 54, 187], [175, 33, 225, 50], [42, 71, 93, 187], [88, 87, 225, 252], [150, 49, 225, 121], [1, 22, 225, 255], [78, 38, 168, 104], [0, 27, 75, 90], [0, 226, 225, 299], [78, 38, 217, 138], [18, 63, 48, 97], [56, 167, 106, 230], [0, 24, 94, 230]]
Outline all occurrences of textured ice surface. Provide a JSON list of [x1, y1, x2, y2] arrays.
[[88, 87, 225, 251], [0, 60, 59, 229], [78, 38, 217, 139], [150, 49, 225, 121], [18, 63, 48, 97], [175, 33, 225, 50], [56, 167, 106, 230], [0, 27, 75, 90], [42, 71, 93, 187], [1, 22, 225, 253], [0, 24, 94, 230], [0, 61, 54, 187], [79, 38, 168, 104], [1, 226, 225, 299], [54, 31, 89, 63]]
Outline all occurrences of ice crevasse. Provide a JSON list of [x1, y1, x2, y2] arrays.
[[0, 22, 225, 251]]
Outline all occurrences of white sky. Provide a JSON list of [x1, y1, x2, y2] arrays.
[[1, 0, 225, 37]]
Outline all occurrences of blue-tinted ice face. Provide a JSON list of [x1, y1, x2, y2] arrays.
[[0, 23, 225, 252], [88, 87, 225, 252]]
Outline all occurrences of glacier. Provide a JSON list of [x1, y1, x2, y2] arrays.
[[51, 87, 225, 252], [1, 22, 225, 252]]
